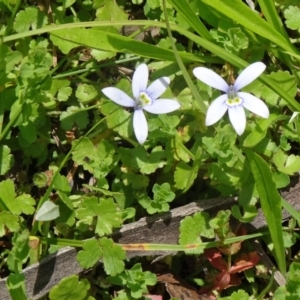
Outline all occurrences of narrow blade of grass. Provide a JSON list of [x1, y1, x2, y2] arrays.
[[246, 150, 286, 275]]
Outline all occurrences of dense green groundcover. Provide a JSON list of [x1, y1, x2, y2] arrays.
[[2, 0, 300, 299]]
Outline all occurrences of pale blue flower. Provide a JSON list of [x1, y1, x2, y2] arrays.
[[193, 62, 269, 135], [102, 64, 181, 144]]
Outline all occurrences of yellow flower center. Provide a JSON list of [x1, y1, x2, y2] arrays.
[[226, 85, 242, 107], [137, 92, 152, 108]]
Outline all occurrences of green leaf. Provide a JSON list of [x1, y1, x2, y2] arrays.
[[0, 211, 20, 237], [246, 150, 286, 274], [174, 147, 202, 191], [76, 84, 98, 104], [245, 70, 297, 107], [108, 263, 156, 298], [6, 274, 27, 300], [274, 262, 300, 298], [50, 28, 210, 63], [76, 196, 123, 236], [53, 174, 72, 194], [14, 7, 48, 33], [0, 145, 14, 175], [220, 290, 250, 300], [99, 237, 126, 276], [167, 0, 211, 40], [121, 173, 149, 190], [77, 239, 103, 269], [72, 138, 117, 178], [284, 6, 300, 32], [60, 106, 89, 130], [49, 275, 91, 300], [119, 146, 166, 175], [243, 114, 282, 148], [199, 0, 294, 53], [273, 149, 300, 175], [0, 179, 35, 215], [179, 212, 213, 254], [138, 183, 175, 214], [35, 200, 60, 221], [58, 86, 72, 102], [7, 230, 30, 273]]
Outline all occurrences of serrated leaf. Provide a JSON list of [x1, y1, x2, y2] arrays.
[[76, 197, 123, 236], [179, 212, 213, 254], [77, 239, 103, 269], [0, 179, 35, 215], [49, 275, 91, 300], [90, 49, 116, 61], [284, 6, 300, 31], [0, 211, 20, 237], [14, 7, 48, 33], [0, 145, 14, 175], [57, 86, 72, 102], [100, 237, 125, 276], [72, 138, 117, 178], [35, 201, 60, 221]]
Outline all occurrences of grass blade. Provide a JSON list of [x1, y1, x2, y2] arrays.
[[246, 150, 286, 275]]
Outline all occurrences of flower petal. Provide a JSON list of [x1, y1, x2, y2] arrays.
[[238, 92, 269, 118], [132, 63, 149, 99], [146, 77, 170, 100], [228, 105, 246, 135], [102, 87, 135, 107], [234, 62, 266, 91], [143, 99, 180, 114], [205, 94, 228, 126], [193, 67, 229, 92], [133, 109, 148, 144]]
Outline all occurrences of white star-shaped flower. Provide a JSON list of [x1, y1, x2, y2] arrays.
[[193, 62, 270, 135], [102, 64, 181, 144]]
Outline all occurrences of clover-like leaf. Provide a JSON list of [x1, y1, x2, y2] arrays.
[[0, 212, 20, 237], [76, 196, 123, 236]]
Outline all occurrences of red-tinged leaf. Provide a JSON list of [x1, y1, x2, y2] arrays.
[[204, 249, 227, 271], [214, 270, 231, 290], [230, 252, 260, 274], [228, 274, 242, 287]]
